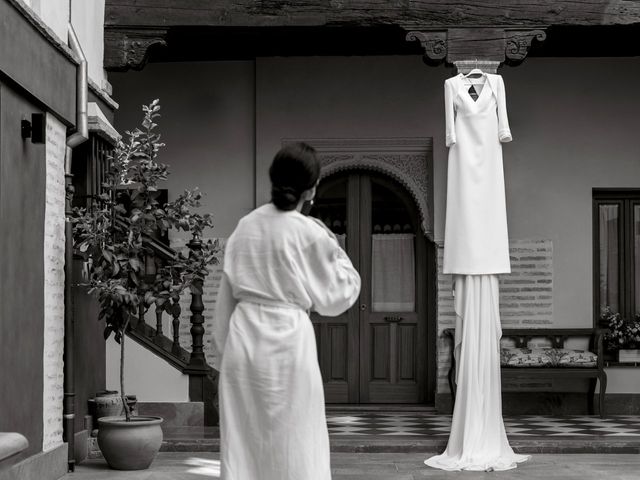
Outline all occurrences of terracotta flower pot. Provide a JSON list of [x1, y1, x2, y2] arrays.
[[97, 416, 163, 470], [93, 392, 123, 421]]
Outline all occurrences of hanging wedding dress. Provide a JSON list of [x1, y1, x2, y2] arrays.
[[425, 73, 530, 471], [443, 73, 511, 275]]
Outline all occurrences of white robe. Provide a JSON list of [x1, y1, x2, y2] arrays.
[[213, 203, 361, 480], [443, 73, 512, 275]]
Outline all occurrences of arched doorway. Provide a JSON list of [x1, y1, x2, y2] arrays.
[[310, 170, 436, 404]]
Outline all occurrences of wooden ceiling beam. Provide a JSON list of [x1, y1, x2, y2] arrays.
[[105, 1, 640, 29], [104, 1, 640, 71]]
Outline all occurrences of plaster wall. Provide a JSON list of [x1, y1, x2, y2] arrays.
[[110, 55, 640, 399], [254, 56, 640, 329], [0, 83, 46, 461], [71, 0, 107, 88], [105, 339, 190, 402], [0, 0, 112, 466], [110, 61, 256, 239], [500, 57, 640, 327], [26, 0, 68, 41], [22, 0, 108, 90]]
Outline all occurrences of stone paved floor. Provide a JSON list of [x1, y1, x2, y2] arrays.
[[64, 452, 640, 479], [326, 413, 640, 436]]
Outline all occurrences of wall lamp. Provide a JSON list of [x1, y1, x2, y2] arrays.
[[21, 113, 45, 143]]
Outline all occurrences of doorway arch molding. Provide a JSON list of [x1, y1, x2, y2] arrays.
[[283, 138, 434, 239]]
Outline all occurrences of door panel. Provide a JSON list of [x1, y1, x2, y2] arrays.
[[311, 174, 360, 403], [328, 323, 348, 380], [311, 171, 428, 404], [398, 324, 417, 381], [360, 175, 425, 403], [370, 325, 390, 380]]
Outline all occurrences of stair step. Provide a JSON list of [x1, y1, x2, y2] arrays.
[[326, 405, 437, 414], [88, 428, 640, 456], [137, 402, 204, 428], [157, 436, 640, 455]]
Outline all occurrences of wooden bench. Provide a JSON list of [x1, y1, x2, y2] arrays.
[[443, 328, 607, 417]]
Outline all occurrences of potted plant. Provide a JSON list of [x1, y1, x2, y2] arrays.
[[602, 307, 640, 363], [72, 99, 219, 470]]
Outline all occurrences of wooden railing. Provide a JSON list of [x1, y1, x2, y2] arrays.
[[126, 232, 219, 425]]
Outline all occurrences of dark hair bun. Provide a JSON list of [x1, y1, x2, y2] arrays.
[[269, 142, 321, 211], [272, 186, 300, 211]]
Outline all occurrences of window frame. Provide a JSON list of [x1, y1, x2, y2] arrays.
[[593, 188, 640, 326]]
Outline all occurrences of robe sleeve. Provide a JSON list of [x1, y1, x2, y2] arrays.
[[299, 223, 361, 317], [211, 271, 237, 371], [497, 75, 512, 143], [444, 79, 457, 147]]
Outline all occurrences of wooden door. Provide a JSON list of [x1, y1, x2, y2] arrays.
[[310, 171, 429, 403]]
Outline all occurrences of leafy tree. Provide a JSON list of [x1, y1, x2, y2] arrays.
[[72, 100, 219, 420]]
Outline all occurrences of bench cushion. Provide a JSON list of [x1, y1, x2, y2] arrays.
[[500, 348, 597, 368]]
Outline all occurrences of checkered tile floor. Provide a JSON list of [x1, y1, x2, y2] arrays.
[[326, 413, 640, 437]]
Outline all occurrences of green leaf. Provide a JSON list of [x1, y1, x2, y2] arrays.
[[129, 258, 143, 272], [102, 249, 114, 263], [144, 291, 154, 305]]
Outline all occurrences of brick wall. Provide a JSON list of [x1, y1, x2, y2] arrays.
[[436, 239, 554, 394], [42, 114, 67, 451]]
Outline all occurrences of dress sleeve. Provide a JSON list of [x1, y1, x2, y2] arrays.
[[212, 271, 237, 371], [299, 223, 361, 317], [497, 75, 512, 143], [444, 79, 457, 147]]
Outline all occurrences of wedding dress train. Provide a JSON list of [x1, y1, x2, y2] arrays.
[[425, 275, 530, 471]]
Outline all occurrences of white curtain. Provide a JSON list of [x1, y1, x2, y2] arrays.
[[371, 234, 415, 312], [599, 205, 619, 313]]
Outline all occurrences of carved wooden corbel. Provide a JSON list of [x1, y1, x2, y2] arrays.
[[406, 27, 547, 67], [104, 29, 168, 71], [504, 29, 547, 65], [405, 31, 447, 66]]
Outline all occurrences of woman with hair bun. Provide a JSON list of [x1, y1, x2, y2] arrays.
[[213, 142, 361, 480]]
